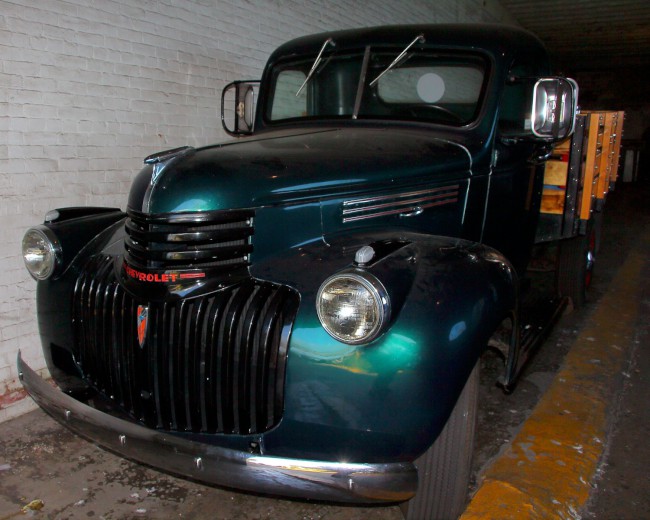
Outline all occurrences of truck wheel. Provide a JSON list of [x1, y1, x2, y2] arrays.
[[593, 210, 604, 253], [556, 219, 596, 308], [400, 362, 479, 520]]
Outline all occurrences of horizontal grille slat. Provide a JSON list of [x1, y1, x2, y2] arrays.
[[72, 255, 299, 435], [125, 219, 254, 244], [124, 238, 254, 262], [125, 209, 254, 271]]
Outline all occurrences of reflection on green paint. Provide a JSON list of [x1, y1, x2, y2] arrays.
[[382, 332, 421, 369], [291, 326, 358, 360], [171, 199, 210, 212], [448, 320, 467, 341], [290, 323, 422, 377]]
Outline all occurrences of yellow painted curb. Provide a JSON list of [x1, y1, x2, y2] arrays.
[[461, 250, 644, 519]]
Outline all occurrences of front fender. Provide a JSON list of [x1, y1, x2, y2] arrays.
[[251, 230, 517, 463], [33, 207, 126, 280], [32, 208, 126, 388]]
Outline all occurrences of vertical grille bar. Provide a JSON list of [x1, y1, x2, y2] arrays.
[[223, 284, 254, 434], [128, 295, 143, 422], [243, 284, 274, 433], [202, 297, 220, 432], [181, 299, 196, 432], [197, 297, 214, 433], [72, 256, 299, 435], [109, 284, 123, 406], [122, 292, 137, 415], [167, 300, 179, 430], [151, 303, 163, 428]]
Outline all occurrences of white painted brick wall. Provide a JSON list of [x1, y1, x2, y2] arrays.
[[0, 0, 516, 421]]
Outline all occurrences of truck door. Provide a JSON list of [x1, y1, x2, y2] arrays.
[[482, 61, 549, 274]]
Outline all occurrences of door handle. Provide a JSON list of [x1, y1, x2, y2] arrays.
[[399, 206, 424, 218]]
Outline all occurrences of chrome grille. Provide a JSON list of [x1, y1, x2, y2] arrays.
[[72, 255, 299, 435], [125, 208, 254, 270]]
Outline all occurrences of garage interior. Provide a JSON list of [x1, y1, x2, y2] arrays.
[[501, 0, 650, 142], [1, 0, 649, 518]]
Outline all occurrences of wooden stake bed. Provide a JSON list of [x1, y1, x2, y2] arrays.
[[536, 110, 624, 243]]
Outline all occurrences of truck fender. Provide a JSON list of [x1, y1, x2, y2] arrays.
[[28, 207, 126, 280], [251, 231, 518, 460]]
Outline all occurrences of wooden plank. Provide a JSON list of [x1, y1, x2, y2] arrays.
[[544, 160, 569, 186], [553, 138, 571, 155], [596, 112, 615, 201], [541, 188, 566, 214], [579, 112, 603, 221], [609, 111, 625, 185]]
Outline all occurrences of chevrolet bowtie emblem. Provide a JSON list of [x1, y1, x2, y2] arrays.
[[137, 305, 149, 348]]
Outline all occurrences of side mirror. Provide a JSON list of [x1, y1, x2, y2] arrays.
[[531, 77, 579, 141], [221, 81, 259, 136]]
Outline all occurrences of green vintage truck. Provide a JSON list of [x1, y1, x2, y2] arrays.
[[20, 24, 582, 519]]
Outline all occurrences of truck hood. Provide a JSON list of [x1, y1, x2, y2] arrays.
[[128, 127, 472, 214]]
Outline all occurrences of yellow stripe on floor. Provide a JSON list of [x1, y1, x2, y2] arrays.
[[461, 250, 644, 519]]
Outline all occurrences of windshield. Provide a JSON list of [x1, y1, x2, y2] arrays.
[[266, 47, 487, 126]]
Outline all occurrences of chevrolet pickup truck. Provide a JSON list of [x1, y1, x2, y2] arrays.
[[19, 24, 582, 519]]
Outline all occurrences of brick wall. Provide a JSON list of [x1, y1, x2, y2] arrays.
[[0, 0, 515, 421]]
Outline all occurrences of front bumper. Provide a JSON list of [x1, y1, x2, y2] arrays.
[[17, 352, 417, 503]]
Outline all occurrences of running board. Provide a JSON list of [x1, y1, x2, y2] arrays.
[[499, 296, 569, 393]]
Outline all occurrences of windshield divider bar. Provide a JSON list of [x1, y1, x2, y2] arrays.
[[352, 46, 372, 119]]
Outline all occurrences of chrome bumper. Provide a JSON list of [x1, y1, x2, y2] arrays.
[[17, 353, 417, 503]]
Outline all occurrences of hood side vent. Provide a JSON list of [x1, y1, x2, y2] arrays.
[[342, 185, 460, 223]]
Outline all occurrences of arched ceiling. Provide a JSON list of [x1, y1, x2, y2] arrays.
[[500, 0, 650, 70]]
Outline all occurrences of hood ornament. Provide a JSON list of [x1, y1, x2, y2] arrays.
[[144, 145, 195, 186], [141, 146, 195, 213]]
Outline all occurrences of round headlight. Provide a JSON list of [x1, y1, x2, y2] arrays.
[[316, 272, 389, 345], [22, 227, 58, 280]]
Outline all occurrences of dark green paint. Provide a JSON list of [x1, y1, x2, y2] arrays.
[[31, 24, 556, 465]]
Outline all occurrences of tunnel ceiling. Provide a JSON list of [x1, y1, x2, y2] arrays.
[[500, 0, 650, 71], [500, 0, 650, 110]]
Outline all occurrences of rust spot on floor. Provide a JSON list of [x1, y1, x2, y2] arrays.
[[0, 387, 27, 409]]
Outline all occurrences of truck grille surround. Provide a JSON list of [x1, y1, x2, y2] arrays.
[[124, 208, 255, 270], [72, 254, 300, 435]]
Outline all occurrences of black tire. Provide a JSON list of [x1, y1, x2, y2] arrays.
[[556, 219, 596, 308], [400, 362, 479, 520], [593, 210, 604, 254]]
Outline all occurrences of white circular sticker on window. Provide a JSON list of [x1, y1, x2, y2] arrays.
[[417, 73, 445, 103]]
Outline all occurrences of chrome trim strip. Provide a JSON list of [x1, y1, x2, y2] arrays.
[[433, 139, 473, 175], [343, 192, 457, 216], [342, 185, 459, 207], [17, 352, 417, 504], [342, 185, 459, 224], [343, 198, 458, 223]]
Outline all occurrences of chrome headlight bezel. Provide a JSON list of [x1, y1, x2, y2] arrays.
[[316, 270, 391, 345], [22, 226, 61, 281]]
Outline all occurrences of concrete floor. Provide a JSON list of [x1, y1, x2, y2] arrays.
[[0, 410, 404, 519], [582, 181, 650, 519], [1, 181, 648, 519], [463, 177, 650, 519]]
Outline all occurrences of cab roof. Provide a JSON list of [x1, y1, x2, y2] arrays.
[[267, 23, 549, 66]]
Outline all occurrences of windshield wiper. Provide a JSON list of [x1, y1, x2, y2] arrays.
[[369, 33, 425, 87], [296, 37, 336, 96]]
